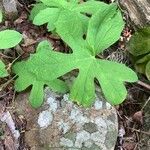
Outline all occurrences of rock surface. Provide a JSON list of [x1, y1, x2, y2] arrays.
[[119, 0, 150, 27], [0, 0, 18, 20], [14, 88, 118, 150]]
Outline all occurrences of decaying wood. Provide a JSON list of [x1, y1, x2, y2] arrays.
[[118, 0, 150, 28]]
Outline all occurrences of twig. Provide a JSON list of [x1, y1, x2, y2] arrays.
[[141, 97, 150, 111], [0, 52, 13, 59], [0, 75, 17, 91], [7, 55, 21, 70], [126, 127, 150, 136], [0, 92, 10, 98], [137, 80, 150, 90]]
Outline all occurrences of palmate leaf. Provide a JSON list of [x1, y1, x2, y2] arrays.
[[13, 5, 138, 108], [31, 0, 108, 31], [13, 42, 69, 108], [0, 60, 8, 78]]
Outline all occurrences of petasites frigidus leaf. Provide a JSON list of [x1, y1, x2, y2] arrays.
[[14, 4, 138, 108]]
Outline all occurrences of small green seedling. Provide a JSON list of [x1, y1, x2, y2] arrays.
[[30, 0, 108, 32], [0, 11, 22, 78], [13, 4, 138, 108], [128, 26, 150, 80]]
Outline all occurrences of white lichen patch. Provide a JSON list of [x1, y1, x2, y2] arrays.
[[37, 110, 53, 128], [60, 137, 74, 147], [63, 94, 70, 102], [91, 131, 106, 144], [58, 119, 71, 134], [75, 130, 90, 148], [106, 102, 112, 109], [69, 107, 89, 125], [46, 97, 58, 112], [84, 140, 93, 148], [95, 117, 107, 130], [37, 89, 117, 149], [94, 100, 103, 110], [95, 142, 107, 150]]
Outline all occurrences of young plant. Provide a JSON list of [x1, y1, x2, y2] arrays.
[[13, 4, 138, 108], [128, 26, 150, 80], [30, 0, 108, 32], [0, 10, 22, 78]]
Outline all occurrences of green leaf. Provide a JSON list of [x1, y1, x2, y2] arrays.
[[40, 0, 68, 8], [29, 3, 47, 20], [86, 4, 124, 55], [14, 7, 137, 107], [146, 61, 150, 80], [128, 26, 150, 80], [136, 53, 150, 64], [74, 0, 107, 14], [13, 41, 69, 108], [128, 27, 150, 56], [55, 10, 85, 51], [33, 7, 60, 28], [0, 60, 8, 78], [32, 0, 109, 32], [0, 30, 22, 49], [14, 39, 137, 107]]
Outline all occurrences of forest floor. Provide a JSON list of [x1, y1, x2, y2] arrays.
[[0, 0, 150, 150]]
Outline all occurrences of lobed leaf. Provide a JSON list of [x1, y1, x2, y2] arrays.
[[14, 4, 138, 108], [13, 41, 69, 108]]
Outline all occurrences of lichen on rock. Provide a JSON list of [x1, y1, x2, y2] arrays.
[[14, 88, 118, 149]]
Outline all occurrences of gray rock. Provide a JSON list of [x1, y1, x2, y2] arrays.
[[83, 122, 98, 133], [14, 88, 118, 150], [0, 0, 18, 20], [37, 110, 53, 128]]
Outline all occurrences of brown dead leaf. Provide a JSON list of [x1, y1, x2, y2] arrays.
[[132, 111, 143, 124], [4, 135, 16, 150], [123, 142, 136, 150]]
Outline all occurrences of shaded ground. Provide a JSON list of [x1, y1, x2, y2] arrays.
[[0, 0, 150, 150]]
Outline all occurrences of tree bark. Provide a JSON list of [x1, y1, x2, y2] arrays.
[[118, 0, 150, 28]]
